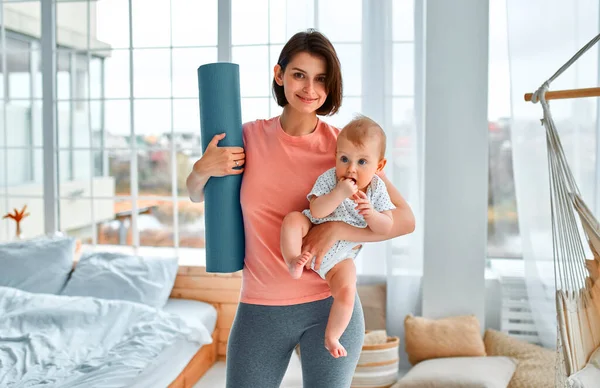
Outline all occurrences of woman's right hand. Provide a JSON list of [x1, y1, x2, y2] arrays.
[[193, 133, 245, 178], [302, 222, 341, 270]]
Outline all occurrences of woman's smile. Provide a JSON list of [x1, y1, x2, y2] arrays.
[[297, 94, 318, 104]]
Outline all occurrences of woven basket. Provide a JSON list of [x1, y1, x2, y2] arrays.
[[351, 334, 400, 388]]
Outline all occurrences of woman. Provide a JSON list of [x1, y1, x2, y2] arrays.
[[186, 29, 415, 388]]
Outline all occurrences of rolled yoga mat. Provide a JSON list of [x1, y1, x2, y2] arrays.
[[197, 62, 245, 273]]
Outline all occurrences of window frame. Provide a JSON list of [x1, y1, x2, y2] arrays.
[[1, 0, 422, 256]]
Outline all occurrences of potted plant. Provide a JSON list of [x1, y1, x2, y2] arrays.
[[3, 205, 30, 240]]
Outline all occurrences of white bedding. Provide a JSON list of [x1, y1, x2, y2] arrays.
[[163, 298, 217, 333], [0, 288, 213, 388], [130, 298, 218, 388]]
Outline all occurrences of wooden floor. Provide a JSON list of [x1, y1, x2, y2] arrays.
[[193, 352, 303, 388]]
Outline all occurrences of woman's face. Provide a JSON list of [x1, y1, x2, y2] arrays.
[[274, 52, 328, 114]]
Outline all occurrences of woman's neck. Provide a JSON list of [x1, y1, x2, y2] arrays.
[[279, 107, 319, 136]]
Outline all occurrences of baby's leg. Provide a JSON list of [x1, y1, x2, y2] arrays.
[[324, 259, 357, 358], [280, 211, 314, 279]]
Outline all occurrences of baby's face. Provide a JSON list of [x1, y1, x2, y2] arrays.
[[335, 136, 383, 191]]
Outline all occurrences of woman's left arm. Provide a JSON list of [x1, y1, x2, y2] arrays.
[[368, 172, 416, 238], [303, 173, 415, 270]]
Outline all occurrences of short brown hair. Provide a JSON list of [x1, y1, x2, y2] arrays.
[[272, 29, 343, 116], [339, 115, 387, 160]]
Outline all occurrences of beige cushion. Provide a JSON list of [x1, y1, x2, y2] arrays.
[[363, 330, 388, 346], [393, 356, 517, 388], [484, 329, 555, 388], [566, 346, 600, 388], [404, 314, 486, 365]]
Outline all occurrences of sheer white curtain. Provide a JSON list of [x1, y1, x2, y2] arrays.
[[352, 0, 424, 369], [506, 0, 599, 347]]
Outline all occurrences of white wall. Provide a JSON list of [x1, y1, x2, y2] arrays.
[[422, 0, 490, 324]]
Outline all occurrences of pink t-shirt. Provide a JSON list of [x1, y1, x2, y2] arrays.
[[240, 116, 340, 305]]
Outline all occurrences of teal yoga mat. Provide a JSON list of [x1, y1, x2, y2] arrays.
[[197, 62, 245, 273]]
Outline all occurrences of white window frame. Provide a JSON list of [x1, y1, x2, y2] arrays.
[[41, 0, 59, 234], [31, 0, 421, 255]]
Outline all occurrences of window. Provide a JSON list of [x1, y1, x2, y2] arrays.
[[0, 1, 427, 266], [59, 0, 219, 250], [6, 36, 35, 187], [389, 0, 416, 200], [0, 1, 45, 240], [232, 0, 312, 122], [487, 0, 520, 259]]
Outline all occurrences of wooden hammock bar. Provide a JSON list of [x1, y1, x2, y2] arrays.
[[524, 87, 600, 102]]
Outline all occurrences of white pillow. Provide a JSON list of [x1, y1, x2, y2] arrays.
[[394, 356, 517, 388], [61, 252, 178, 308], [567, 347, 600, 388], [0, 235, 76, 294]]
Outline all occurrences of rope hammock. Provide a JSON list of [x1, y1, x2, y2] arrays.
[[525, 32, 600, 386]]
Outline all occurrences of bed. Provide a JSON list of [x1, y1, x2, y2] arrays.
[[135, 298, 218, 388], [0, 236, 242, 388], [0, 286, 215, 387], [169, 265, 242, 363], [134, 265, 242, 387]]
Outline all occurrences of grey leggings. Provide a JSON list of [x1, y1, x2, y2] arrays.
[[226, 295, 365, 388]]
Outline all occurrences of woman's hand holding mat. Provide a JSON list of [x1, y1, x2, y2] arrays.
[[192, 133, 245, 177]]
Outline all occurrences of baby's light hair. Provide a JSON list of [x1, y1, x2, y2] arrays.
[[338, 114, 387, 160]]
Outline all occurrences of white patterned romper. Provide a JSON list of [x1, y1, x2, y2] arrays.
[[302, 167, 395, 279]]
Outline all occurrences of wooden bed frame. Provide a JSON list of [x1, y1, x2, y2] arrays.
[[167, 265, 242, 388], [168, 330, 219, 388]]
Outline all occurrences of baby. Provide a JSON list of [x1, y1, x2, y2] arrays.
[[280, 115, 395, 358]]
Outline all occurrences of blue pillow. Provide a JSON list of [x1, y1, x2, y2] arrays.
[[61, 252, 179, 308], [0, 235, 76, 294]]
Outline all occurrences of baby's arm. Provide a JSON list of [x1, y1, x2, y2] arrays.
[[354, 191, 393, 234], [302, 174, 414, 271], [365, 209, 393, 234], [310, 178, 357, 219], [309, 190, 347, 219]]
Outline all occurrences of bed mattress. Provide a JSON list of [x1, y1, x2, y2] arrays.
[[130, 298, 218, 388]]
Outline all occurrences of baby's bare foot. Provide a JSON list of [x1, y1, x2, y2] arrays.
[[325, 337, 347, 358], [289, 252, 312, 279]]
